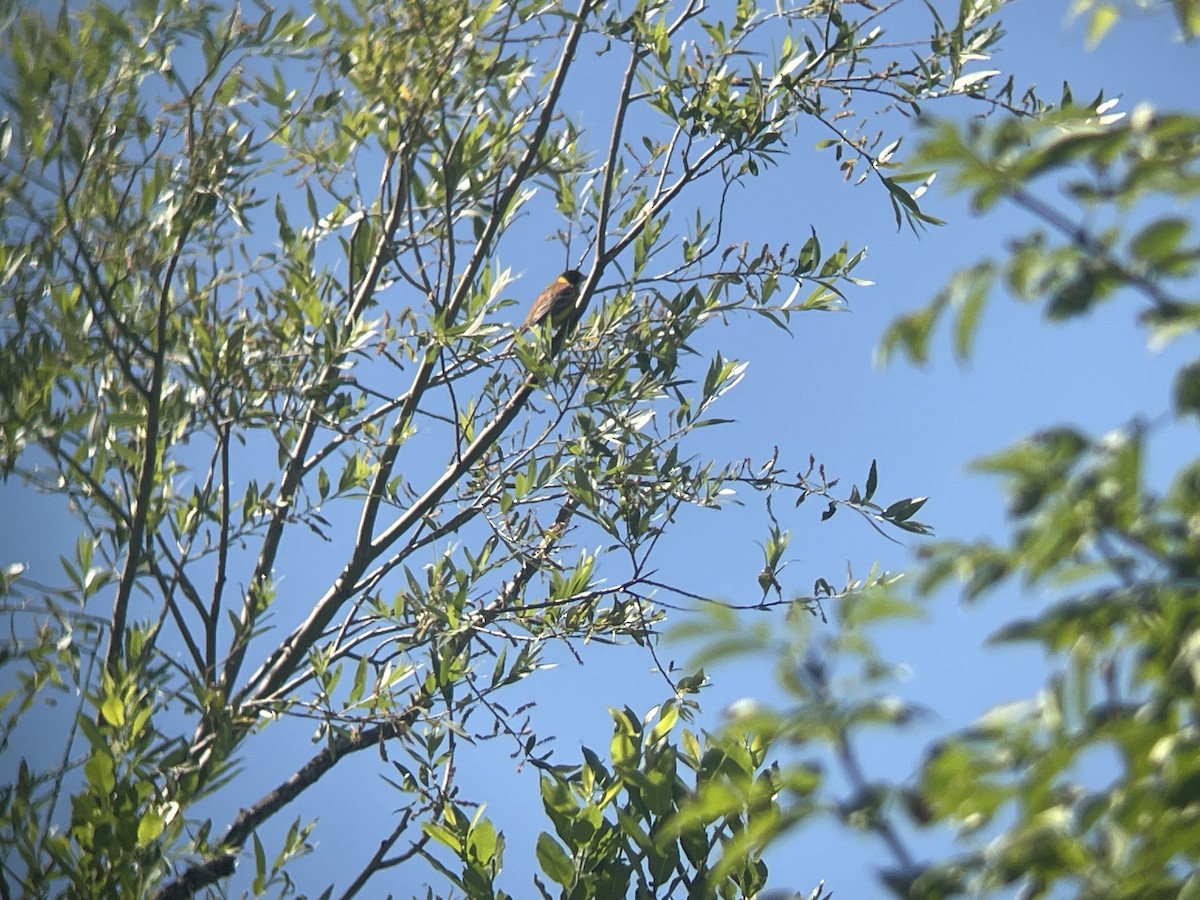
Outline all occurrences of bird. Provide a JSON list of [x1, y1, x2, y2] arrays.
[[522, 269, 585, 331]]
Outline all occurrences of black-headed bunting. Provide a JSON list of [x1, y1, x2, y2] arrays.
[[522, 270, 585, 331]]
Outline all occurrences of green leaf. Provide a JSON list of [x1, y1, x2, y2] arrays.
[[610, 708, 640, 770], [347, 655, 368, 707], [1174, 361, 1200, 420], [137, 810, 165, 847], [274, 195, 295, 245], [864, 459, 878, 503], [1046, 270, 1100, 320], [648, 703, 680, 745], [1084, 3, 1119, 47], [877, 293, 950, 366], [253, 832, 267, 893], [84, 750, 116, 794], [535, 832, 574, 887], [467, 817, 498, 865], [422, 821, 463, 854], [1130, 216, 1190, 266], [1173, 0, 1200, 39], [952, 272, 990, 362], [101, 696, 125, 727], [881, 497, 927, 522]]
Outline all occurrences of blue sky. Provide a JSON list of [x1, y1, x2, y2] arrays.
[[2, 1, 1196, 897]]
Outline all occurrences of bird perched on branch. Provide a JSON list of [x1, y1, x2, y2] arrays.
[[523, 269, 585, 331], [502, 270, 587, 363]]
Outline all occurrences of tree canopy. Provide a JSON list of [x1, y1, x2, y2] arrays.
[[7, 0, 1187, 897]]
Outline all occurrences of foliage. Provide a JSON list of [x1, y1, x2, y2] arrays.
[[1, 0, 1036, 895], [1068, 0, 1199, 47], [427, 689, 822, 900], [682, 3, 1200, 897], [893, 56, 1200, 897]]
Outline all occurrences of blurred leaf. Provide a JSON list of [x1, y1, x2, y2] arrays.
[[1173, 360, 1200, 419]]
